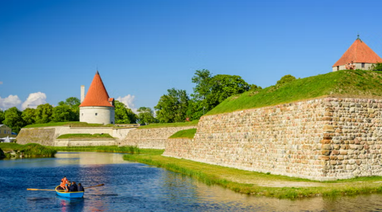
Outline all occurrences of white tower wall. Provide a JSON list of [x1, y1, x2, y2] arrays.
[[80, 106, 115, 125]]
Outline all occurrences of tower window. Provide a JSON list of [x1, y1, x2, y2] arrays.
[[95, 113, 98, 116]]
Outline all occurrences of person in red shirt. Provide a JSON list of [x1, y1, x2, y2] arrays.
[[60, 176, 69, 190]]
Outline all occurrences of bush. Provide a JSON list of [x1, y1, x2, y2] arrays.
[[372, 63, 382, 71], [277, 74, 296, 86]]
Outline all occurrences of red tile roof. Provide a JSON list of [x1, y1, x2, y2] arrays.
[[79, 72, 114, 107], [333, 38, 382, 67]]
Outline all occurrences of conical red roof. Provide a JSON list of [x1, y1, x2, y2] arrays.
[[80, 72, 113, 107], [333, 38, 382, 67]]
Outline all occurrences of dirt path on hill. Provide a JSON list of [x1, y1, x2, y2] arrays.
[[223, 176, 325, 187], [226, 177, 382, 188], [256, 181, 324, 187]]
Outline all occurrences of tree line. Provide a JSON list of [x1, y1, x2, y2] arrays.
[[0, 97, 156, 133], [154, 69, 261, 123]]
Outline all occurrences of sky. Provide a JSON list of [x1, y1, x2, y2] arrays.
[[1, 0, 382, 112]]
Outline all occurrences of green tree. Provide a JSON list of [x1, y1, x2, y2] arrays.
[[276, 74, 296, 86], [372, 63, 382, 71], [126, 107, 137, 124], [58, 97, 80, 121], [51, 105, 73, 122], [249, 84, 262, 92], [137, 107, 156, 124], [114, 100, 137, 124], [206, 74, 250, 108], [0, 109, 4, 124], [189, 70, 251, 119], [186, 99, 205, 121], [191, 69, 212, 101], [3, 107, 25, 133], [34, 103, 53, 124], [155, 88, 189, 123], [64, 97, 81, 107], [21, 108, 36, 125]]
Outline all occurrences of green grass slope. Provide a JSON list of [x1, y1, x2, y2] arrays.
[[24, 122, 113, 128], [169, 128, 197, 139], [56, 133, 114, 139], [139, 120, 199, 129], [208, 70, 382, 115]]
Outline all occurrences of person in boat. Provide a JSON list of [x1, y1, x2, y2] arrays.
[[77, 183, 84, 192], [69, 181, 78, 192], [65, 181, 71, 192], [59, 176, 69, 190]]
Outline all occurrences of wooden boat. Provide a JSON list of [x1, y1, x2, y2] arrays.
[[55, 186, 84, 198]]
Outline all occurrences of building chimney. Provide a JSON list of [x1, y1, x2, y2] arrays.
[[81, 85, 85, 103]]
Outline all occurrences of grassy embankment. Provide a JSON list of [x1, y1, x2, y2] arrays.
[[24, 122, 115, 128], [0, 143, 57, 159], [208, 70, 382, 115], [52, 145, 141, 154], [138, 120, 199, 129], [56, 133, 114, 139], [169, 128, 197, 139]]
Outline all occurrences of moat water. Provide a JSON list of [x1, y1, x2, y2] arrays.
[[1, 152, 382, 211]]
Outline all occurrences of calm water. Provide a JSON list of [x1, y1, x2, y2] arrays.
[[1, 152, 382, 211]]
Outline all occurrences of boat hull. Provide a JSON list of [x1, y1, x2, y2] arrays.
[[55, 186, 84, 198]]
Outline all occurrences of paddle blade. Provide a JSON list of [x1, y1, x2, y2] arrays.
[[84, 183, 105, 189], [27, 188, 56, 191]]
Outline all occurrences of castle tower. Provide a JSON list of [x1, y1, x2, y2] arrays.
[[332, 36, 382, 72], [79, 71, 115, 124]]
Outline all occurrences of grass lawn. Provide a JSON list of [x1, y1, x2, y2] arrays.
[[123, 149, 382, 199], [169, 128, 197, 139], [56, 133, 114, 139], [24, 122, 114, 128], [138, 120, 199, 129]]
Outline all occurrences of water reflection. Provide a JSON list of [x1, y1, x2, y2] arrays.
[[56, 196, 84, 212], [55, 152, 130, 165]]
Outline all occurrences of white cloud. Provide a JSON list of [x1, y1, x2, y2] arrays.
[[21, 92, 47, 110], [0, 81, 3, 85], [0, 95, 22, 110], [116, 94, 137, 113]]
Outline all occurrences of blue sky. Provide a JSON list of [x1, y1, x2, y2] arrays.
[[1, 0, 382, 111]]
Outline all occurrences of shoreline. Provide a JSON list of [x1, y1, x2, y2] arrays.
[[122, 149, 382, 199], [0, 143, 56, 159]]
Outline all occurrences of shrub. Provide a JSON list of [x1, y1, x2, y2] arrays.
[[276, 74, 296, 86], [372, 63, 382, 72]]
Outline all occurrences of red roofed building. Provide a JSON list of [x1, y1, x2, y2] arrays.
[[332, 36, 382, 72], [79, 71, 115, 124]]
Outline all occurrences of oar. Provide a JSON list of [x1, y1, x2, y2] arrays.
[[27, 188, 56, 191], [27, 184, 104, 191], [84, 184, 104, 189]]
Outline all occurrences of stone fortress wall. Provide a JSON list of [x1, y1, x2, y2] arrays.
[[17, 126, 134, 146], [17, 128, 56, 146], [163, 97, 382, 181], [119, 126, 197, 149], [17, 125, 196, 148]]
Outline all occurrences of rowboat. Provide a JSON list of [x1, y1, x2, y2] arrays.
[[55, 186, 84, 198]]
